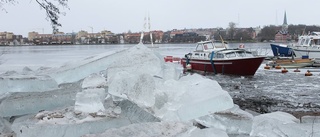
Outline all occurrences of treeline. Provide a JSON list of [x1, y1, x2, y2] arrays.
[[257, 24, 320, 42]]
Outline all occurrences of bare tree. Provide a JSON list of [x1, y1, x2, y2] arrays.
[[1, 0, 69, 34], [227, 22, 236, 41]]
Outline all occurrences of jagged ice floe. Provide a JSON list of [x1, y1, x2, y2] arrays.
[[1, 43, 320, 137]]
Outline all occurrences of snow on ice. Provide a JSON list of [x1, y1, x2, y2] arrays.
[[1, 43, 320, 137]]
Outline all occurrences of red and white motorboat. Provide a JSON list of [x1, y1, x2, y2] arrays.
[[181, 41, 265, 76]]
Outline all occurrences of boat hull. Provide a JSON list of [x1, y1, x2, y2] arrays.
[[181, 57, 265, 76], [270, 44, 294, 57], [267, 58, 314, 68], [293, 47, 320, 59]]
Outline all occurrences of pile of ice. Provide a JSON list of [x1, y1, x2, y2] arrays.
[[1, 43, 320, 137]]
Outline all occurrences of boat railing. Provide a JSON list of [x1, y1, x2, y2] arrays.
[[247, 47, 270, 56]]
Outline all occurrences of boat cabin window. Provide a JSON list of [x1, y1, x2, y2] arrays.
[[215, 53, 224, 58], [195, 43, 214, 51], [195, 44, 204, 51], [205, 43, 214, 49], [299, 39, 305, 45], [305, 38, 310, 46], [314, 39, 320, 45], [225, 52, 236, 58], [237, 51, 246, 57], [246, 51, 254, 57]]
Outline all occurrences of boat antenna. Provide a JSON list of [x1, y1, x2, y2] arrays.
[[218, 31, 226, 48]]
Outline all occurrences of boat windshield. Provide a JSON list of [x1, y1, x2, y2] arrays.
[[236, 50, 254, 57], [299, 39, 305, 45], [237, 51, 246, 57], [215, 53, 224, 58], [306, 38, 310, 45], [195, 42, 214, 51], [312, 39, 320, 45], [225, 52, 236, 58]]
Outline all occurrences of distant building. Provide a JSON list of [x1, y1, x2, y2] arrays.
[[124, 32, 141, 44], [170, 31, 206, 43], [51, 33, 76, 44], [253, 26, 262, 39], [28, 31, 76, 45], [275, 11, 291, 43], [151, 30, 164, 43], [0, 31, 23, 45], [170, 30, 184, 38]]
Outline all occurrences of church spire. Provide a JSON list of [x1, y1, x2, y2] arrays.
[[283, 11, 287, 25], [282, 11, 288, 33]]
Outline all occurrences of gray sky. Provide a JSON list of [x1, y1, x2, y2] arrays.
[[1, 0, 320, 36]]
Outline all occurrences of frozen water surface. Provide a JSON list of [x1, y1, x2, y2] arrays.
[[1, 43, 320, 137]]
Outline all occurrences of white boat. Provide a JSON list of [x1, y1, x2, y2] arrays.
[[291, 32, 320, 59]]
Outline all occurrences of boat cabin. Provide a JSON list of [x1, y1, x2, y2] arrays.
[[297, 32, 320, 47], [212, 49, 255, 59], [189, 40, 255, 60], [194, 41, 228, 52]]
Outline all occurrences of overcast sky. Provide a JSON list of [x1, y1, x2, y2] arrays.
[[1, 0, 320, 36]]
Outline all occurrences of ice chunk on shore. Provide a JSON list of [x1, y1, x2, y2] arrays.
[[107, 44, 163, 81], [46, 50, 124, 84], [75, 74, 107, 113], [12, 115, 131, 137], [11, 99, 160, 137], [84, 121, 229, 137], [176, 74, 234, 121], [156, 74, 234, 121], [107, 44, 233, 121], [178, 127, 229, 137], [108, 72, 156, 107], [81, 73, 107, 89], [0, 117, 13, 136], [0, 74, 58, 94], [74, 88, 106, 113], [195, 105, 253, 135], [0, 82, 80, 117], [250, 111, 300, 137], [83, 121, 192, 137]]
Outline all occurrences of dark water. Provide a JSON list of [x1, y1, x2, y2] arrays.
[[173, 42, 320, 115], [204, 67, 320, 115]]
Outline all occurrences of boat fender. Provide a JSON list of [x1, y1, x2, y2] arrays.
[[281, 68, 288, 73], [275, 65, 282, 69], [305, 70, 312, 76], [186, 64, 192, 71], [264, 64, 270, 70]]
